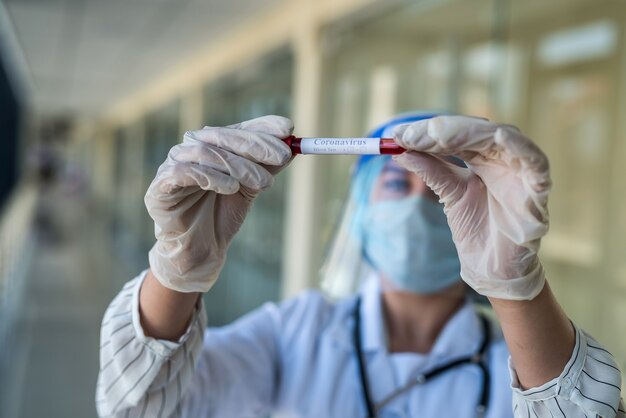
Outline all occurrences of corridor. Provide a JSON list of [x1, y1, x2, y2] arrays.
[[0, 187, 137, 418]]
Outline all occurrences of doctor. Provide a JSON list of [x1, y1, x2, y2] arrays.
[[96, 114, 624, 417]]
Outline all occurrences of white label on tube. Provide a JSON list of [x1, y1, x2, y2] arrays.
[[299, 138, 381, 155]]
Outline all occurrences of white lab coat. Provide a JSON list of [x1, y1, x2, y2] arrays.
[[96, 271, 625, 418]]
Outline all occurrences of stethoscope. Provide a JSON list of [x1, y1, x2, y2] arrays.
[[353, 296, 492, 418]]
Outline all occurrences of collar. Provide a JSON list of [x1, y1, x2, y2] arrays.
[[339, 277, 484, 361], [359, 276, 388, 352]]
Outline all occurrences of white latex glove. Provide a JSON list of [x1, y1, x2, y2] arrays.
[[144, 115, 293, 293], [393, 116, 550, 300]]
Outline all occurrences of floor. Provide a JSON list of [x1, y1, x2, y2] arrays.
[[0, 187, 138, 418]]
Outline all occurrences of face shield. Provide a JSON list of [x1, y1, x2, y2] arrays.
[[320, 112, 444, 298]]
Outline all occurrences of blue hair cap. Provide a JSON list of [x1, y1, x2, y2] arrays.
[[355, 112, 441, 175]]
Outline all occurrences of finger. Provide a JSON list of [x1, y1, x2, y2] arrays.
[[393, 151, 469, 207], [393, 116, 534, 162], [227, 115, 294, 138], [393, 116, 496, 157], [149, 162, 239, 197], [493, 127, 551, 195], [168, 143, 274, 191], [185, 127, 291, 166], [394, 116, 551, 192], [263, 154, 297, 176]]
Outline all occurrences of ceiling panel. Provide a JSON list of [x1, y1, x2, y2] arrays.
[[5, 2, 66, 76], [2, 0, 285, 117]]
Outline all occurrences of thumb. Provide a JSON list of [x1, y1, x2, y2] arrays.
[[393, 151, 469, 207]]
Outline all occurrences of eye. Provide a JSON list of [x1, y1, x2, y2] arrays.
[[382, 178, 410, 192]]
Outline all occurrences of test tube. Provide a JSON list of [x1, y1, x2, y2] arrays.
[[283, 136, 405, 155]]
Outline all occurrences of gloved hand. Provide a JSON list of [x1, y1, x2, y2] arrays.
[[392, 116, 550, 300], [144, 115, 293, 293]]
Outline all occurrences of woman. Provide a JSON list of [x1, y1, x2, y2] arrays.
[[96, 114, 624, 417]]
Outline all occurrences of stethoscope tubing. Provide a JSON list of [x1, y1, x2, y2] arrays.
[[353, 296, 491, 418]]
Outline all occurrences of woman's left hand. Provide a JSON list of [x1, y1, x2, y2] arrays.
[[393, 116, 551, 300]]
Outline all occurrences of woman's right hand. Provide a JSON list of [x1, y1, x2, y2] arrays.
[[144, 115, 293, 293]]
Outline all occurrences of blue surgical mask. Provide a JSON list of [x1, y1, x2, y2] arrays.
[[362, 195, 461, 294]]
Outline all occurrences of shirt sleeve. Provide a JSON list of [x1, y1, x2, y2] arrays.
[[96, 271, 208, 418], [178, 289, 329, 417], [509, 322, 625, 418], [96, 270, 291, 418], [177, 296, 291, 417]]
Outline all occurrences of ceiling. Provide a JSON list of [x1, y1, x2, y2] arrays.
[[1, 0, 283, 117]]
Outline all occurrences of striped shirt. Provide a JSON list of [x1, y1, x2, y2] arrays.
[[96, 271, 625, 417]]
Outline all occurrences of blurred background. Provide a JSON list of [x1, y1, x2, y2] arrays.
[[0, 0, 625, 416]]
